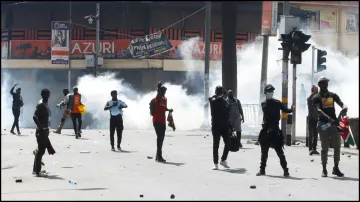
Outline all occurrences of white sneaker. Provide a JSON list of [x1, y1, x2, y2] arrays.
[[220, 160, 230, 168], [213, 164, 219, 170]]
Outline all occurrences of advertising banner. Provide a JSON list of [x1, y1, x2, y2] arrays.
[[345, 13, 357, 33], [10, 39, 245, 61], [261, 1, 278, 36], [1, 41, 8, 59], [320, 10, 337, 31], [128, 32, 173, 58], [51, 21, 70, 64]]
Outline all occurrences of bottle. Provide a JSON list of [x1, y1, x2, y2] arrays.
[[69, 180, 77, 185], [320, 123, 331, 131]]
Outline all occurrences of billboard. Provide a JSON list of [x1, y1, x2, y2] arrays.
[[261, 1, 278, 36], [1, 41, 8, 59], [10, 39, 246, 61], [51, 21, 70, 64]]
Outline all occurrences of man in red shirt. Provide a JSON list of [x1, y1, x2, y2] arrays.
[[153, 84, 173, 163], [63, 87, 83, 139]]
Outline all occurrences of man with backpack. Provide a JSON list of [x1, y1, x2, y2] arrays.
[[149, 82, 173, 163], [227, 90, 245, 148], [62, 87, 83, 139]]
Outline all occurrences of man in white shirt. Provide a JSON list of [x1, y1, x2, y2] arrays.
[[104, 90, 128, 151]]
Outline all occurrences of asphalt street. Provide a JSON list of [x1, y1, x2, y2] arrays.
[[1, 129, 359, 200]]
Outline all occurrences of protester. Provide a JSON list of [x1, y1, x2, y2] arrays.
[[63, 87, 83, 139], [104, 90, 127, 151], [10, 83, 24, 135], [53, 89, 71, 134], [32, 89, 55, 177], [307, 85, 320, 155], [227, 90, 245, 148], [151, 82, 173, 163], [313, 76, 347, 177], [209, 86, 232, 170], [257, 84, 294, 177]]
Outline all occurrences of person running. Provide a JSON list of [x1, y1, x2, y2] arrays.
[[104, 90, 127, 151], [32, 89, 55, 177], [53, 89, 71, 134], [10, 83, 24, 135], [152, 82, 173, 163], [63, 87, 83, 139]]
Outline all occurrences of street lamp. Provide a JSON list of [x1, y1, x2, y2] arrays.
[[85, 3, 100, 77]]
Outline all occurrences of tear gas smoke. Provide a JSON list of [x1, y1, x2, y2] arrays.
[[1, 34, 358, 136]]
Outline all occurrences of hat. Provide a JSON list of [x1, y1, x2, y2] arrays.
[[264, 84, 275, 93], [318, 76, 329, 83]]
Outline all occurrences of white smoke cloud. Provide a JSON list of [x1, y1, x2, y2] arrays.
[[1, 34, 358, 137]]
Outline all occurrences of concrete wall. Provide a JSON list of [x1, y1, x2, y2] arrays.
[[298, 4, 359, 55]]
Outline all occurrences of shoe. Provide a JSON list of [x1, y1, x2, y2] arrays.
[[309, 150, 315, 155], [213, 164, 219, 170], [239, 142, 243, 148], [79, 130, 82, 134], [322, 169, 328, 177], [256, 170, 266, 176], [117, 146, 121, 151], [17, 131, 21, 135], [156, 156, 166, 163], [32, 171, 36, 175], [220, 160, 230, 168], [78, 133, 81, 138], [10, 130, 16, 135], [284, 168, 290, 177], [35, 172, 47, 177], [53, 129, 61, 134], [111, 147, 115, 151], [332, 167, 344, 177], [75, 134, 79, 139], [313, 150, 320, 155]]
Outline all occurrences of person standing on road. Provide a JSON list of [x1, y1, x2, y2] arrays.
[[104, 90, 127, 151], [152, 83, 173, 163], [53, 89, 71, 134], [227, 90, 245, 148], [63, 87, 83, 139], [32, 89, 55, 177], [209, 86, 232, 170], [10, 83, 24, 135], [257, 84, 294, 177], [312, 76, 348, 177], [307, 85, 320, 155]]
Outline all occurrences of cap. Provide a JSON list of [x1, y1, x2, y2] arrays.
[[264, 84, 275, 93], [73, 86, 78, 90], [318, 76, 329, 83]]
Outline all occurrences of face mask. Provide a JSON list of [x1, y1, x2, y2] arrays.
[[266, 92, 274, 99]]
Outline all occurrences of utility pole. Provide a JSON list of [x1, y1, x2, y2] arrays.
[[311, 45, 315, 85], [259, 35, 269, 103], [291, 63, 297, 144], [95, 3, 100, 77], [68, 1, 72, 90], [201, 1, 211, 129], [280, 1, 290, 141]]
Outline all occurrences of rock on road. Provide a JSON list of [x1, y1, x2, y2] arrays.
[[1, 129, 359, 200]]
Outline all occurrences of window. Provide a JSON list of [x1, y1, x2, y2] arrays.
[[306, 9, 337, 32], [345, 13, 359, 33]]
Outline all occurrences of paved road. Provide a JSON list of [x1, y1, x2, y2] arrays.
[[1, 129, 359, 200]]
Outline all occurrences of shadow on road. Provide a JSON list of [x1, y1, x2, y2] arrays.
[[45, 175, 65, 180], [165, 135, 174, 137], [61, 166, 74, 169], [265, 175, 313, 180], [115, 150, 136, 153], [1, 166, 15, 170], [164, 162, 185, 166], [186, 134, 205, 137], [75, 188, 108, 191], [239, 147, 254, 150], [330, 176, 359, 181], [2, 187, 108, 195], [219, 168, 247, 174]]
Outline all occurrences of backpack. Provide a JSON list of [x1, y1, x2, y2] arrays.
[[149, 98, 155, 116]]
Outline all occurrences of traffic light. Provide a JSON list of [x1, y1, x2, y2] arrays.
[[290, 31, 311, 64], [317, 49, 327, 72], [279, 31, 294, 59]]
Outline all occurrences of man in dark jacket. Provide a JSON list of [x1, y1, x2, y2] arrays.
[[10, 83, 24, 135], [209, 86, 232, 170], [257, 84, 294, 177], [307, 85, 320, 155], [312, 76, 347, 177], [227, 90, 245, 148]]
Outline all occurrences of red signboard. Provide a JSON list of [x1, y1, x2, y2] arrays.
[[10, 39, 245, 61]]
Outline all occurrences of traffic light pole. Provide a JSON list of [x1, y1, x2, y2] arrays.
[[292, 63, 297, 145], [311, 45, 315, 86]]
